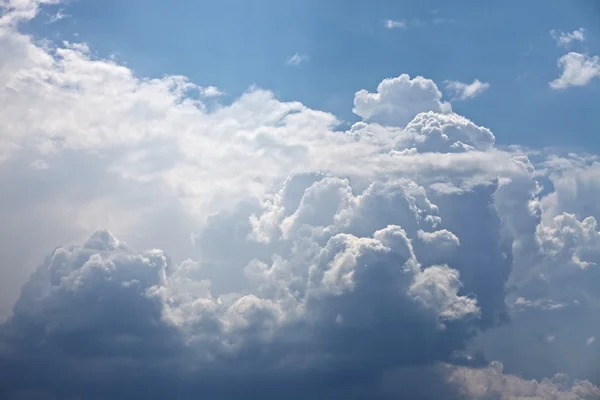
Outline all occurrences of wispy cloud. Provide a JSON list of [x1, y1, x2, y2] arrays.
[[286, 52, 309, 66], [445, 79, 490, 100], [384, 14, 453, 30], [384, 19, 407, 29], [46, 9, 68, 24], [551, 28, 585, 47], [587, 337, 596, 346]]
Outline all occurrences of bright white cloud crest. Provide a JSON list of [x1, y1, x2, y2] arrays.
[[550, 52, 600, 89], [353, 73, 452, 127], [1, 3, 600, 399]]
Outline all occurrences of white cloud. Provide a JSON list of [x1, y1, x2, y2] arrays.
[[445, 79, 490, 100], [551, 28, 586, 47], [449, 362, 600, 400], [198, 85, 224, 97], [550, 52, 600, 89], [353, 74, 452, 127], [384, 19, 406, 29], [285, 52, 309, 66], [0, 0, 58, 26]]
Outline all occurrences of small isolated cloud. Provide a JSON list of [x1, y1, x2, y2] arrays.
[[550, 52, 600, 89], [46, 9, 68, 24], [199, 85, 224, 98], [384, 19, 406, 29], [587, 337, 596, 346], [551, 28, 586, 47], [445, 79, 490, 101], [286, 52, 309, 66]]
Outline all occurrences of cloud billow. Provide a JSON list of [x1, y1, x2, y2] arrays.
[[1, 2, 600, 399]]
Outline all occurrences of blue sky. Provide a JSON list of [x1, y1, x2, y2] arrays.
[[27, 0, 600, 150]]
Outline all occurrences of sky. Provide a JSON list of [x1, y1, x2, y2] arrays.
[[23, 0, 600, 150], [2, 0, 600, 399]]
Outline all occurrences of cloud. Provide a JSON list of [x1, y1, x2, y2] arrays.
[[551, 28, 586, 47], [45, 8, 68, 24], [445, 79, 490, 101], [198, 85, 224, 97], [0, 0, 59, 26], [384, 19, 406, 29], [285, 52, 309, 66], [0, 191, 482, 397], [353, 74, 452, 127], [550, 52, 600, 89], [449, 362, 600, 400], [2, 2, 600, 399]]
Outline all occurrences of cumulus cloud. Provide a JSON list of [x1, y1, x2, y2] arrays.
[[353, 74, 452, 127], [445, 79, 490, 101], [198, 85, 224, 97], [551, 28, 586, 47], [2, 2, 600, 399], [550, 52, 600, 89]]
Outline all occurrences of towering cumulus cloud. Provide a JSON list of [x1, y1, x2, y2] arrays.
[[1, 2, 600, 399]]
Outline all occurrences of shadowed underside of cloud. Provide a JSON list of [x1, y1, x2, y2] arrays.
[[1, 2, 600, 399]]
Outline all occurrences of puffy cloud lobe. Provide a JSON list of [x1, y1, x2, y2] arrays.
[[403, 111, 495, 152], [198, 85, 223, 97], [537, 213, 600, 270], [2, 2, 600, 399], [0, 176, 483, 398], [550, 52, 600, 90], [346, 111, 496, 157], [353, 74, 452, 127], [474, 161, 600, 388]]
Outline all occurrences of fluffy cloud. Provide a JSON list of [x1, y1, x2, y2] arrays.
[[2, 2, 600, 399], [445, 79, 490, 101], [550, 52, 600, 89], [0, 184, 482, 398], [353, 74, 452, 127], [198, 85, 224, 97], [551, 28, 586, 47], [0, 0, 58, 26]]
